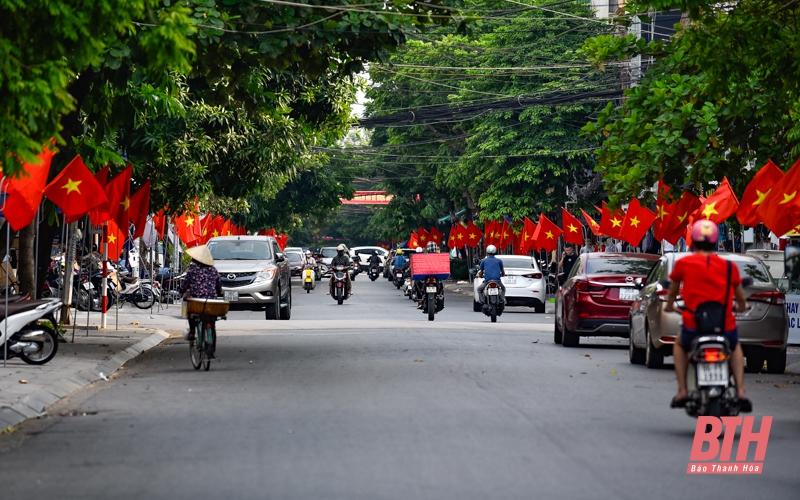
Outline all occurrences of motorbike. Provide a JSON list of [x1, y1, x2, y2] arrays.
[[352, 260, 360, 280], [330, 265, 350, 305], [421, 276, 445, 321], [0, 298, 62, 365], [116, 273, 159, 309], [368, 265, 380, 281], [303, 267, 316, 293], [394, 268, 405, 289], [482, 280, 505, 323]]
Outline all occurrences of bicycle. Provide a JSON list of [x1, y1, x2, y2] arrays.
[[185, 298, 229, 371]]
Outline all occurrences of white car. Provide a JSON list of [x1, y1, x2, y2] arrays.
[[351, 246, 388, 270], [472, 255, 547, 313]]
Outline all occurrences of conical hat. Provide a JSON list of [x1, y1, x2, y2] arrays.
[[186, 245, 214, 266]]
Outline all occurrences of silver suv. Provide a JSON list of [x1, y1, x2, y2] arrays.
[[207, 236, 292, 320]]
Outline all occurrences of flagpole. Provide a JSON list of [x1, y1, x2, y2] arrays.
[[101, 221, 108, 329]]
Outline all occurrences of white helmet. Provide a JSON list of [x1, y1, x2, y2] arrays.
[[416, 246, 423, 253], [337, 244, 346, 251], [486, 245, 497, 255]]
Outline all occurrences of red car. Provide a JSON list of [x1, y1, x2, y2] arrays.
[[555, 252, 659, 347]]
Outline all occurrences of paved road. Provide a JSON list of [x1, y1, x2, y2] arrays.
[[1, 276, 798, 499]]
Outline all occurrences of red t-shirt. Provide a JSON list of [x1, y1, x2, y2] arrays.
[[669, 253, 741, 331]]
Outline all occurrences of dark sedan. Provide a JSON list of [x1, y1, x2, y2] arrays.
[[555, 252, 659, 347], [286, 251, 305, 277]]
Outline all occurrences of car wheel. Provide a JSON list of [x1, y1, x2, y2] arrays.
[[279, 285, 292, 320], [534, 303, 545, 314], [629, 320, 646, 365], [554, 315, 563, 345], [765, 348, 787, 374], [561, 307, 579, 347], [265, 287, 280, 320], [644, 325, 664, 368]]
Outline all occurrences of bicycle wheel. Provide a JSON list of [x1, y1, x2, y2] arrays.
[[202, 324, 214, 371], [190, 323, 203, 370]]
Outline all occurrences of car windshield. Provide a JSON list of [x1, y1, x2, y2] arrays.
[[207, 240, 272, 260], [287, 253, 303, 263], [321, 248, 339, 258], [586, 257, 656, 276], [498, 257, 536, 269]]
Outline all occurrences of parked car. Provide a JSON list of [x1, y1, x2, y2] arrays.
[[471, 255, 547, 313], [285, 251, 305, 277], [207, 236, 292, 320], [555, 252, 659, 347], [746, 249, 784, 280], [629, 252, 787, 372]]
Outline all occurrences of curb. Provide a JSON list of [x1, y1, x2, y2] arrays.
[[0, 329, 169, 433]]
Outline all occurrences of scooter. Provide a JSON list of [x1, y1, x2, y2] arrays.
[[330, 265, 350, 305], [116, 274, 159, 309], [303, 267, 316, 293], [368, 265, 380, 281], [394, 268, 405, 289], [0, 298, 62, 365], [482, 280, 505, 323], [421, 276, 445, 321], [351, 261, 360, 281]]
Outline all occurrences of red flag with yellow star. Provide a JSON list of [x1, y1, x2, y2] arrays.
[[599, 202, 625, 239], [654, 180, 675, 241], [662, 191, 701, 245], [447, 224, 464, 249], [532, 213, 562, 252], [483, 220, 497, 247], [693, 177, 739, 224], [1, 142, 57, 231], [408, 231, 419, 249], [756, 158, 800, 236], [561, 209, 584, 246], [619, 198, 656, 247], [175, 211, 201, 246], [105, 165, 132, 230], [88, 165, 112, 226], [580, 209, 602, 237], [498, 219, 514, 249], [417, 227, 430, 246], [129, 180, 151, 240], [43, 156, 108, 222], [520, 216, 538, 253], [428, 227, 443, 245], [464, 220, 484, 248], [737, 160, 784, 227], [106, 219, 126, 261]]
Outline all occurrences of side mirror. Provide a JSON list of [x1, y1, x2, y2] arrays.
[[785, 245, 800, 280], [468, 268, 477, 276], [275, 253, 285, 263], [634, 277, 644, 289]]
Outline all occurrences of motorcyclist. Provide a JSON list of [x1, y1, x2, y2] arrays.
[[329, 244, 352, 297], [393, 249, 407, 272], [665, 219, 751, 411], [367, 250, 381, 272], [302, 250, 316, 269], [415, 242, 440, 309], [477, 245, 506, 305]]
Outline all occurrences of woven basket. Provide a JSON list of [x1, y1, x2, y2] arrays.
[[186, 298, 230, 317]]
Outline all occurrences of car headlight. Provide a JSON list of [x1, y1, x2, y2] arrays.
[[253, 268, 277, 283]]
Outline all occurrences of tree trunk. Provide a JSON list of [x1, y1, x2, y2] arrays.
[[18, 222, 36, 296]]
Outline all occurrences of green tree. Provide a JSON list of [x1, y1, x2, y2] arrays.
[[582, 0, 800, 205]]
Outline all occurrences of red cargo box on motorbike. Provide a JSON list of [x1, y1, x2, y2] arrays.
[[410, 253, 450, 281]]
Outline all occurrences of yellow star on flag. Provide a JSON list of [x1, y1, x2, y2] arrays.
[[545, 230, 554, 239], [701, 201, 718, 219], [62, 178, 82, 195], [107, 234, 117, 244], [469, 232, 478, 241], [567, 223, 578, 233], [610, 217, 622, 228], [212, 230, 219, 237], [456, 232, 464, 240], [185, 217, 195, 226], [677, 212, 688, 223], [753, 189, 770, 206], [779, 191, 797, 205], [656, 204, 669, 220], [629, 216, 641, 228], [120, 197, 130, 210]]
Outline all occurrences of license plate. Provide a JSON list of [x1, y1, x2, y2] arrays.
[[82, 282, 93, 290], [426, 286, 437, 293], [502, 276, 516, 284], [619, 287, 638, 301], [697, 362, 729, 386], [487, 288, 499, 296], [224, 291, 238, 302]]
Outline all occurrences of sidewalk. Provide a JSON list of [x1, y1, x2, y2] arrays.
[[0, 326, 170, 433]]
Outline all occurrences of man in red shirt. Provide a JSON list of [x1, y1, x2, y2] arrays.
[[665, 220, 751, 410]]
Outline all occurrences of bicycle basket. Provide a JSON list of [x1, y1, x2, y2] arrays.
[[186, 298, 229, 317]]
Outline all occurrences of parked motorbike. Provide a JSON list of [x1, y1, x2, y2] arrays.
[[368, 265, 380, 281], [0, 298, 62, 365], [482, 279, 505, 323], [421, 276, 445, 321], [303, 267, 316, 293], [116, 273, 158, 309], [330, 265, 350, 305]]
